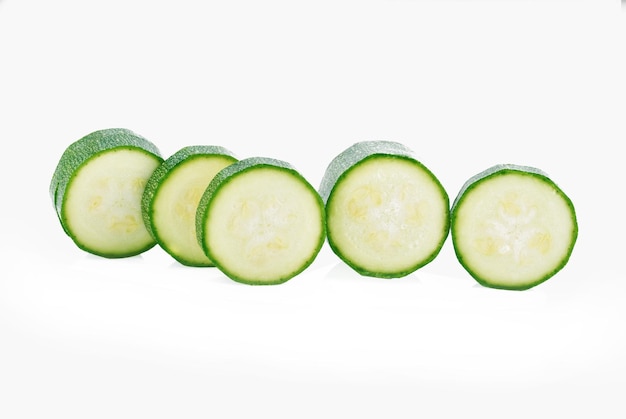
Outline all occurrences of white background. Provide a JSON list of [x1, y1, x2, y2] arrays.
[[1, 1, 624, 418]]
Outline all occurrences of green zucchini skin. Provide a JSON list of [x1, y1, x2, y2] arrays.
[[141, 145, 238, 267], [196, 157, 326, 285], [450, 164, 578, 290], [50, 128, 163, 258], [319, 141, 450, 278], [319, 141, 418, 204], [450, 164, 551, 214]]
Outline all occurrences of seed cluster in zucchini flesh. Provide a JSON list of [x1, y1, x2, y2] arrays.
[[50, 128, 163, 258], [319, 141, 450, 278], [141, 146, 238, 267], [451, 164, 578, 290], [196, 157, 326, 285]]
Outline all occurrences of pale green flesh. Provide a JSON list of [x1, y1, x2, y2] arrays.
[[327, 157, 449, 276], [205, 167, 324, 283], [453, 173, 576, 288], [151, 156, 235, 266], [63, 149, 161, 256]]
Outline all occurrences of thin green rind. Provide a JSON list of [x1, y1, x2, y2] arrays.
[[196, 157, 326, 285], [319, 140, 450, 278], [450, 164, 578, 291], [50, 128, 163, 258], [141, 145, 238, 267], [319, 140, 418, 204]]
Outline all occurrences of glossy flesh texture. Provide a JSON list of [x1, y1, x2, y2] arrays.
[[451, 164, 578, 290], [197, 157, 326, 285], [320, 141, 450, 278], [50, 128, 163, 258]]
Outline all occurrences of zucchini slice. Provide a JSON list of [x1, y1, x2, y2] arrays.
[[141, 145, 238, 267], [196, 157, 326, 285], [50, 128, 163, 258], [450, 164, 578, 290], [319, 141, 450, 278]]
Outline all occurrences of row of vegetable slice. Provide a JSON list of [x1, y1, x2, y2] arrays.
[[50, 128, 578, 290]]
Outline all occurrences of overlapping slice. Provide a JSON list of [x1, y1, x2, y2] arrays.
[[142, 146, 237, 266], [319, 141, 450, 278], [50, 128, 163, 257], [196, 157, 325, 285], [450, 164, 578, 290]]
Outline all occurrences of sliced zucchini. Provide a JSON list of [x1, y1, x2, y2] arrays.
[[141, 145, 237, 267], [450, 164, 578, 290], [196, 157, 325, 285], [50, 128, 163, 258], [319, 141, 450, 278]]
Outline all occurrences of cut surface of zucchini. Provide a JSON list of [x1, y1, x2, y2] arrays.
[[451, 164, 578, 290], [196, 157, 325, 285], [319, 141, 450, 278], [142, 146, 238, 266], [50, 128, 163, 257]]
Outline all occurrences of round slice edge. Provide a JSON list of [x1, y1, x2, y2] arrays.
[[50, 128, 163, 258], [142, 145, 238, 266], [320, 141, 450, 278], [450, 164, 578, 290], [196, 157, 326, 285]]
